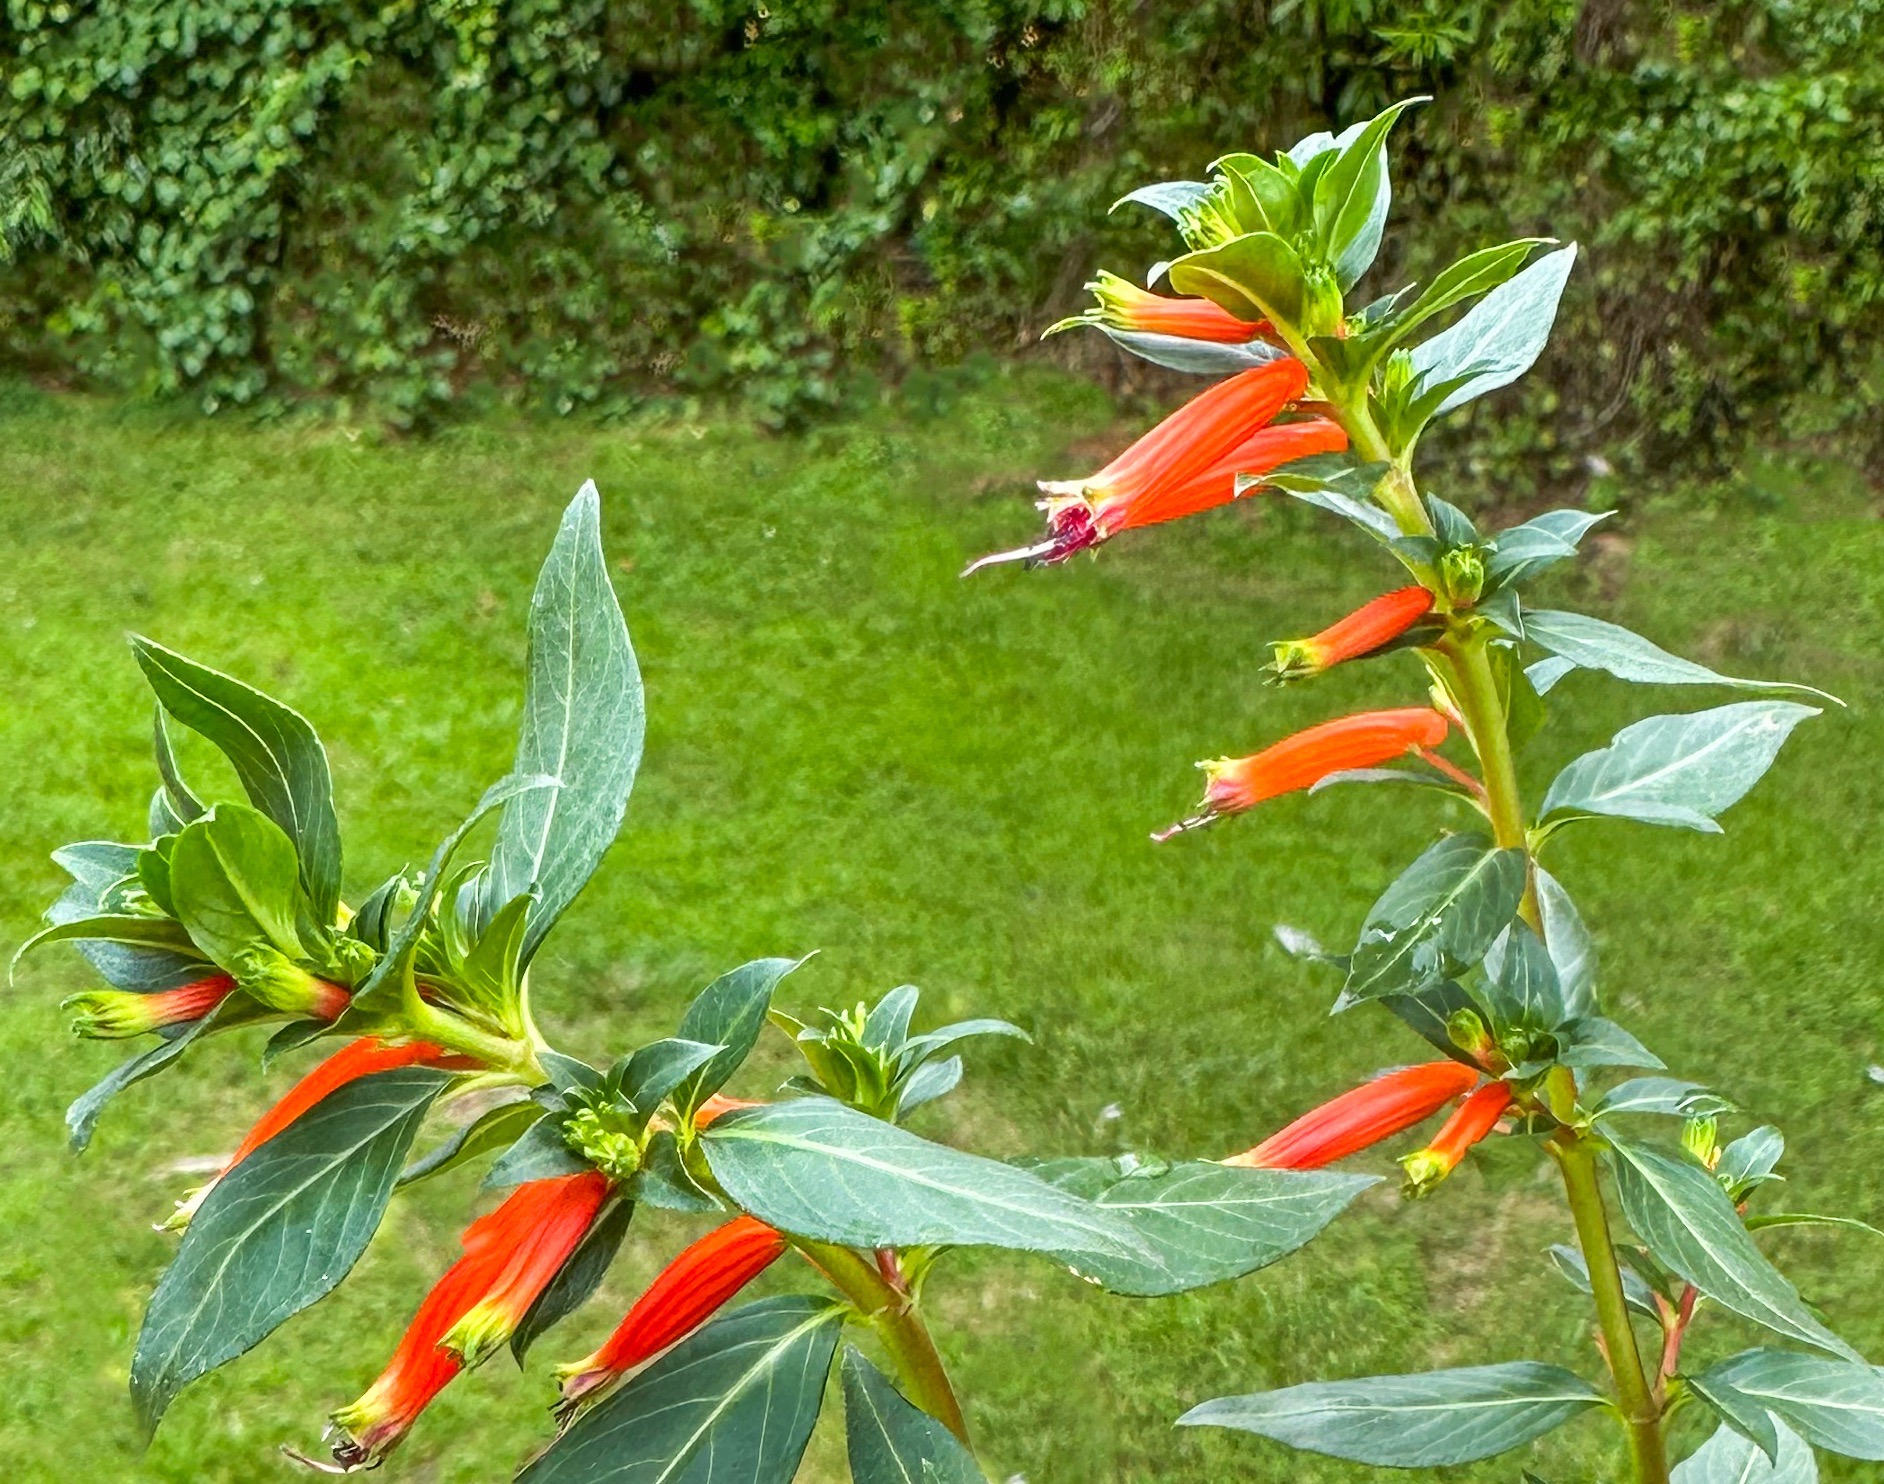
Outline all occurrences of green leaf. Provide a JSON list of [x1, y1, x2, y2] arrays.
[[1593, 1078, 1734, 1120], [899, 1018, 1029, 1066], [399, 1096, 542, 1186], [1179, 1361, 1604, 1466], [1111, 179, 1210, 221], [1479, 922, 1566, 1033], [131, 636, 342, 924], [1557, 1016, 1664, 1069], [674, 956, 805, 1115], [1606, 1133, 1859, 1361], [1408, 244, 1577, 417], [1522, 611, 1835, 703], [701, 1097, 1145, 1262], [1546, 1243, 1660, 1319], [151, 707, 206, 826], [1340, 834, 1527, 1006], [1672, 1421, 1817, 1483], [480, 483, 645, 967], [66, 1013, 214, 1152], [484, 1113, 591, 1190], [1312, 98, 1423, 288], [168, 804, 308, 967], [841, 1347, 984, 1484], [1687, 1368, 1785, 1463], [1534, 867, 1597, 1018], [1259, 454, 1401, 543], [1719, 1127, 1786, 1193], [1168, 232, 1305, 325], [1697, 1350, 1884, 1459], [1098, 327, 1290, 378], [18, 910, 201, 962], [512, 1198, 635, 1362], [1486, 511, 1609, 589], [1367, 239, 1551, 364], [618, 1038, 727, 1111], [1746, 1213, 1884, 1240], [130, 1065, 451, 1431], [1541, 702, 1820, 833], [519, 1296, 843, 1484], [896, 1056, 963, 1116], [1024, 1157, 1374, 1296]]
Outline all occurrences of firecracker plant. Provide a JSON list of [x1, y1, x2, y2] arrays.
[[964, 98, 1884, 1482], [21, 487, 1407, 1482]]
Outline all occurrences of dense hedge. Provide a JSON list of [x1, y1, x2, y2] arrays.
[[3, 1, 1880, 479]]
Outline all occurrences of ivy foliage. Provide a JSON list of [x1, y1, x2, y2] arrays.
[[3, 0, 1881, 469]]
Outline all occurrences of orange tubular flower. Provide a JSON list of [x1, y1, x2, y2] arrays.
[[1224, 1061, 1481, 1170], [1401, 1080, 1514, 1196], [964, 358, 1327, 573], [1052, 271, 1273, 344], [1272, 586, 1436, 681], [166, 1037, 473, 1230], [328, 1173, 613, 1468], [62, 973, 236, 1039], [556, 1216, 788, 1412], [1154, 707, 1450, 841], [693, 1093, 763, 1128]]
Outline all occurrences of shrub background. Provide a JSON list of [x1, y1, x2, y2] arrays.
[[4, 0, 1882, 482]]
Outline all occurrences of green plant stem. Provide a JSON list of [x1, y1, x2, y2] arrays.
[[793, 1237, 972, 1445], [1437, 632, 1542, 931], [407, 997, 544, 1080], [1554, 1135, 1669, 1483]]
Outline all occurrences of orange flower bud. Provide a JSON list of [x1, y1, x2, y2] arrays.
[[166, 1037, 474, 1231], [1154, 707, 1450, 840], [555, 1215, 787, 1412], [62, 974, 236, 1039], [1223, 1061, 1481, 1170], [327, 1173, 612, 1467], [1051, 271, 1273, 344], [1271, 586, 1436, 681], [1401, 1081, 1514, 1196], [965, 360, 1331, 573]]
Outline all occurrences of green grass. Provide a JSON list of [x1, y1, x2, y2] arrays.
[[1, 373, 1881, 1483]]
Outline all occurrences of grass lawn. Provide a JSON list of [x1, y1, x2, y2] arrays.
[[1, 372, 1881, 1483]]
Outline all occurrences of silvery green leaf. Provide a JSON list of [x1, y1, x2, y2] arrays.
[[1528, 656, 1577, 694], [896, 1056, 963, 1116], [1719, 1127, 1786, 1193], [1541, 702, 1820, 832], [1179, 1361, 1604, 1466], [1478, 922, 1566, 1033], [520, 1297, 843, 1484], [1695, 1350, 1884, 1460], [1341, 834, 1527, 1006], [1486, 510, 1609, 588], [1556, 1016, 1663, 1069], [1409, 244, 1577, 416], [480, 483, 644, 966], [1534, 867, 1597, 1017], [1523, 610, 1836, 703], [399, 1096, 541, 1186], [1745, 1212, 1884, 1240], [841, 1347, 983, 1484], [484, 1113, 591, 1190], [1111, 180, 1211, 221], [1687, 1365, 1784, 1461], [1098, 326, 1288, 375], [1607, 1134, 1859, 1360], [1672, 1421, 1817, 1483], [1546, 1242, 1661, 1318], [1594, 1078, 1734, 1120], [674, 956, 806, 1115]]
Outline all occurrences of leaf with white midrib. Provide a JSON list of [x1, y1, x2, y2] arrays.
[[1341, 833, 1526, 1005], [702, 1098, 1146, 1262], [130, 1065, 450, 1431], [841, 1348, 984, 1484], [1523, 609, 1836, 704], [1179, 1361, 1604, 1467], [1607, 1135, 1859, 1361], [1673, 1421, 1818, 1483], [520, 1296, 843, 1484], [1696, 1349, 1884, 1460]]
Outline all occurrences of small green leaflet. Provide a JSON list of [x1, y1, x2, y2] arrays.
[[1696, 1349, 1884, 1461], [1606, 1134, 1859, 1361], [479, 483, 644, 967], [167, 803, 309, 968], [1179, 1361, 1604, 1466], [1486, 511, 1608, 589], [131, 635, 344, 924], [1672, 1421, 1818, 1483], [519, 1296, 843, 1484], [1340, 833, 1527, 1006], [1023, 1157, 1375, 1296], [1408, 245, 1577, 417], [1541, 702, 1819, 832], [1522, 610, 1836, 703], [673, 956, 805, 1114], [1168, 231, 1305, 326], [701, 1097, 1146, 1262], [130, 1065, 451, 1431], [1546, 1243, 1660, 1320], [841, 1348, 983, 1484]]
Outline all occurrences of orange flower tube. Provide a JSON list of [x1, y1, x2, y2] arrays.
[[166, 1037, 472, 1230], [327, 1172, 612, 1467], [1223, 1061, 1481, 1170], [693, 1093, 763, 1128], [964, 359, 1317, 573], [555, 1215, 788, 1411], [1092, 416, 1349, 535], [62, 973, 236, 1039], [1272, 586, 1436, 681], [1052, 271, 1273, 344], [1155, 707, 1451, 840], [1401, 1080, 1514, 1195]]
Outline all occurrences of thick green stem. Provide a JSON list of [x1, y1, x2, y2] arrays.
[[1439, 634, 1542, 931], [794, 1238, 972, 1446], [1555, 1136, 1670, 1483]]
